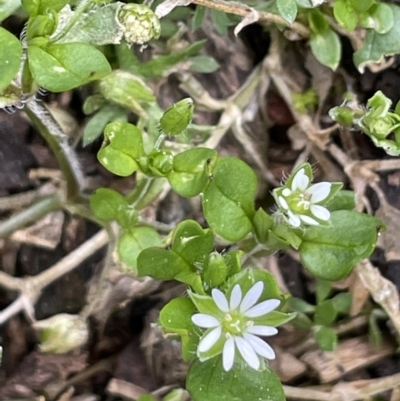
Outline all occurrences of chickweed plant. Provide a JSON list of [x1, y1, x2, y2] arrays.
[[1, 0, 397, 400]]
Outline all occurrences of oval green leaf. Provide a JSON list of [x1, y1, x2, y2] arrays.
[[0, 27, 22, 92]]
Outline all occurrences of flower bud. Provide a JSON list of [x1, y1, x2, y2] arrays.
[[118, 4, 161, 46], [33, 313, 89, 354]]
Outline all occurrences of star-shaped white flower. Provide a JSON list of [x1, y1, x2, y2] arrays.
[[191, 282, 280, 371], [275, 167, 332, 227]]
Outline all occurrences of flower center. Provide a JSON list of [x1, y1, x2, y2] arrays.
[[286, 190, 312, 213], [222, 313, 246, 335]]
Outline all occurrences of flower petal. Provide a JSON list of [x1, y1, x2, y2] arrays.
[[246, 325, 278, 336], [230, 285, 242, 310], [245, 299, 280, 318], [278, 196, 289, 210], [212, 289, 230, 312], [299, 214, 319, 225], [243, 333, 276, 359], [291, 169, 309, 191], [240, 281, 264, 313], [310, 205, 330, 221], [198, 326, 222, 353], [192, 314, 220, 328], [288, 211, 301, 227], [234, 336, 260, 370], [308, 182, 331, 203], [222, 336, 235, 371]]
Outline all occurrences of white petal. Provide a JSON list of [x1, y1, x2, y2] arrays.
[[222, 336, 235, 371], [288, 211, 301, 227], [310, 205, 330, 221], [245, 299, 280, 318], [212, 289, 230, 312], [291, 169, 309, 191], [299, 214, 319, 225], [234, 336, 260, 370], [282, 188, 291, 197], [192, 314, 220, 328], [198, 326, 222, 353], [240, 281, 263, 313], [278, 196, 289, 210], [243, 333, 276, 359], [308, 182, 331, 203], [230, 285, 242, 310], [246, 325, 278, 336]]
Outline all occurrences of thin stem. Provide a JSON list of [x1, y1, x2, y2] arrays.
[[0, 196, 61, 239], [25, 99, 85, 200]]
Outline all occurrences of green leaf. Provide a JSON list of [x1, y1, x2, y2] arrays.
[[354, 4, 400, 72], [333, 0, 357, 31], [187, 356, 285, 401], [83, 105, 126, 147], [0, 27, 22, 92], [203, 157, 257, 242], [314, 326, 337, 351], [277, 0, 298, 24], [331, 292, 351, 314], [97, 122, 144, 177], [167, 148, 217, 197], [316, 279, 331, 303], [22, 0, 68, 15], [90, 188, 127, 222], [118, 227, 162, 271], [210, 8, 231, 35], [188, 56, 220, 73], [288, 297, 316, 314], [314, 300, 337, 325], [138, 40, 206, 77], [299, 210, 381, 281], [349, 0, 373, 12], [252, 208, 274, 243], [160, 98, 194, 136], [326, 190, 356, 211], [360, 3, 394, 34], [28, 43, 111, 92], [192, 5, 206, 31], [203, 252, 228, 288], [309, 28, 341, 70], [137, 395, 157, 401]]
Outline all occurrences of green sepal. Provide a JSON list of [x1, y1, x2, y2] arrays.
[[160, 98, 194, 136], [203, 252, 228, 289], [314, 326, 337, 351], [252, 208, 274, 243]]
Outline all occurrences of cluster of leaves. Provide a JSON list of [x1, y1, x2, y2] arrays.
[[330, 91, 400, 156]]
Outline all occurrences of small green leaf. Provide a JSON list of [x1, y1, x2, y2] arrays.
[[97, 122, 144, 176], [203, 252, 228, 288], [118, 227, 162, 271], [316, 279, 331, 303], [28, 43, 111, 92], [299, 210, 381, 280], [90, 188, 127, 222], [0, 27, 22, 92], [0, 0, 22, 22], [288, 297, 316, 314], [203, 157, 257, 242], [167, 148, 217, 197], [160, 98, 194, 136], [188, 56, 220, 73], [354, 4, 400, 72], [349, 0, 373, 12], [187, 356, 285, 401], [309, 28, 341, 70], [277, 0, 298, 24], [314, 300, 337, 326], [360, 3, 394, 34], [326, 190, 356, 211], [210, 8, 231, 35], [334, 0, 357, 31], [331, 292, 351, 314], [192, 5, 206, 31], [314, 326, 337, 351], [252, 208, 274, 243], [137, 395, 157, 401]]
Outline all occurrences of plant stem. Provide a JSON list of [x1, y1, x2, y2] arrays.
[[25, 99, 85, 200], [0, 196, 61, 239]]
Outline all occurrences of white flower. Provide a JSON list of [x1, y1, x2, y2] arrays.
[[275, 167, 332, 228], [191, 282, 280, 371]]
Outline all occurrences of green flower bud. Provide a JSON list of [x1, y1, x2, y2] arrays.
[[118, 4, 161, 46], [33, 314, 89, 354], [147, 149, 173, 176]]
